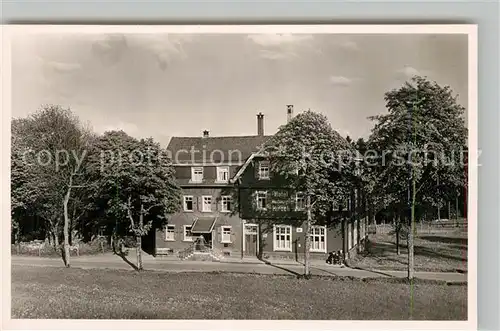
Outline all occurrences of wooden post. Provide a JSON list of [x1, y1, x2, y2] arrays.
[[448, 201, 451, 220], [437, 175, 441, 221], [241, 220, 245, 260], [304, 195, 312, 277]]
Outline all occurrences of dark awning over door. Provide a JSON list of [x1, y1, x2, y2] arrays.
[[191, 217, 217, 233]]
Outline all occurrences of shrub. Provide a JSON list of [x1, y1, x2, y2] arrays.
[[12, 236, 113, 257]]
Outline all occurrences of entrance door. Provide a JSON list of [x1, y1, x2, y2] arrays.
[[244, 224, 258, 256], [194, 232, 212, 251]]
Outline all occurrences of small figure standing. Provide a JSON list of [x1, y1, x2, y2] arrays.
[[196, 235, 206, 251]]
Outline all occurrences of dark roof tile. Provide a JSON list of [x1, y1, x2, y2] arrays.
[[167, 135, 272, 163]]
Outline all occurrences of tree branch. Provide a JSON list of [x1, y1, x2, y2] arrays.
[[143, 203, 163, 214], [126, 196, 135, 229]]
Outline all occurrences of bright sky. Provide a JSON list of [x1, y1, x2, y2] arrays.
[[11, 33, 468, 146]]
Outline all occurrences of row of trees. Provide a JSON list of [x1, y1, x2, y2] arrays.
[[11, 106, 181, 269], [264, 76, 467, 278]]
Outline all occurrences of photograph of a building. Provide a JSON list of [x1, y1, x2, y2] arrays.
[[5, 25, 474, 324], [157, 106, 367, 262]]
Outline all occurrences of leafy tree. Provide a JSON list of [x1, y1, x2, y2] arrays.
[[266, 110, 354, 276], [87, 131, 181, 270], [11, 106, 93, 266], [368, 76, 467, 279]]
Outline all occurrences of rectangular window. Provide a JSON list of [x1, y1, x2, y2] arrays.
[[295, 192, 305, 211], [258, 161, 270, 180], [191, 167, 203, 182], [221, 196, 232, 212], [183, 196, 194, 212], [165, 225, 175, 241], [184, 225, 194, 242], [274, 225, 292, 251], [256, 191, 267, 210], [310, 226, 327, 252], [221, 226, 232, 243], [216, 166, 229, 183], [202, 196, 212, 212]]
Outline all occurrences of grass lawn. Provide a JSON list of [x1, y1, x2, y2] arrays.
[[12, 265, 467, 320], [350, 229, 468, 273]]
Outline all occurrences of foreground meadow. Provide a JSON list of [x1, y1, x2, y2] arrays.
[[12, 265, 467, 320]]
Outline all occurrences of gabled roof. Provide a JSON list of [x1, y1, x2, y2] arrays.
[[167, 135, 272, 164]]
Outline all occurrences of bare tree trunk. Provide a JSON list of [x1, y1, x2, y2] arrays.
[[437, 175, 441, 221], [54, 231, 59, 251], [408, 183, 416, 280], [136, 234, 142, 270], [136, 204, 144, 271], [396, 215, 401, 255], [257, 221, 263, 260], [448, 201, 451, 220], [369, 198, 375, 225], [63, 182, 72, 268], [304, 195, 312, 277], [69, 218, 73, 246], [396, 229, 400, 255], [356, 192, 361, 253], [48, 221, 59, 252]]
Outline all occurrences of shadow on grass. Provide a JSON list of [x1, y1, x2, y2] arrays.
[[419, 235, 468, 245], [310, 267, 340, 276], [292, 260, 341, 277], [258, 257, 302, 277], [257, 257, 339, 278], [346, 264, 396, 278], [113, 247, 139, 271], [363, 239, 466, 262], [414, 246, 467, 262]]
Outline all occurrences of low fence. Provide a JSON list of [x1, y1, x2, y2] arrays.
[[11, 237, 113, 257], [375, 220, 467, 235]]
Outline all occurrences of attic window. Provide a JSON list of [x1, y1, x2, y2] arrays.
[[216, 166, 229, 183], [258, 161, 270, 180], [191, 167, 203, 182]]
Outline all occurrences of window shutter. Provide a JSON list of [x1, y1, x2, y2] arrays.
[[230, 228, 236, 243], [212, 196, 216, 211]]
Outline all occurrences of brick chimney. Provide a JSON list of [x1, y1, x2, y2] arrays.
[[286, 104, 294, 123], [203, 130, 209, 138], [257, 112, 264, 136]]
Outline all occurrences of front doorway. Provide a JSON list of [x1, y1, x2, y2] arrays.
[[244, 224, 258, 256], [194, 232, 212, 251]]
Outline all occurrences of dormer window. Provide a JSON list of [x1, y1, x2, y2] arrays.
[[191, 166, 203, 183], [216, 166, 229, 183], [258, 161, 270, 180]]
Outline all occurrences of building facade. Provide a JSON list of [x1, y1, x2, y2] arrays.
[[155, 107, 368, 261]]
